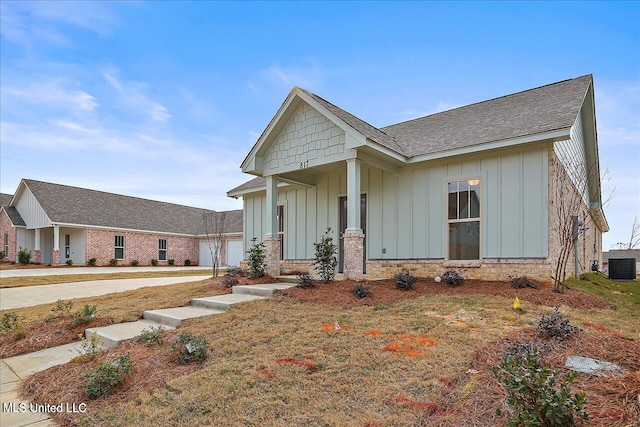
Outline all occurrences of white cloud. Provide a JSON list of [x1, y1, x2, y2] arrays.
[[256, 60, 325, 91], [597, 81, 640, 146], [103, 69, 171, 123], [2, 80, 98, 111]]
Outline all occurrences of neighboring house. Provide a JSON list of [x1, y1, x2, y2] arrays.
[[228, 75, 608, 281], [0, 179, 243, 267]]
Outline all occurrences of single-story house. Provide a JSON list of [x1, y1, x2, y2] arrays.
[[228, 74, 608, 281], [0, 179, 243, 267]]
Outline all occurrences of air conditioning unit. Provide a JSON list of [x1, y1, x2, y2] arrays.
[[608, 258, 636, 280]]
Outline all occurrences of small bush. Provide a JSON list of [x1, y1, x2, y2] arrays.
[[46, 299, 74, 322], [353, 283, 371, 299], [85, 354, 132, 399], [220, 274, 239, 288], [246, 238, 266, 279], [171, 332, 208, 364], [443, 270, 464, 286], [168, 259, 175, 265], [137, 326, 165, 346], [184, 259, 191, 266], [537, 306, 581, 341], [393, 269, 416, 291], [74, 304, 97, 324], [226, 266, 246, 277], [508, 275, 537, 289], [312, 227, 337, 283], [502, 338, 536, 361], [493, 347, 588, 426], [1, 312, 26, 339], [151, 258, 159, 266], [88, 258, 97, 266], [65, 259, 73, 266], [109, 258, 118, 266], [17, 247, 31, 265], [131, 259, 139, 266], [75, 333, 102, 360], [0, 250, 5, 260], [296, 274, 316, 289]]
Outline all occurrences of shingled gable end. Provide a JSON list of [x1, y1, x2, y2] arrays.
[[229, 75, 608, 281]]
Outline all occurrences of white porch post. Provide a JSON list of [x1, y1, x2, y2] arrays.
[[343, 159, 364, 279], [264, 175, 280, 277], [53, 224, 61, 265], [34, 228, 41, 263]]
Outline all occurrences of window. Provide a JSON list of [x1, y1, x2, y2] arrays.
[[159, 239, 167, 261], [3, 233, 8, 258], [277, 204, 285, 260], [447, 178, 480, 260], [65, 234, 71, 258], [114, 235, 124, 259]]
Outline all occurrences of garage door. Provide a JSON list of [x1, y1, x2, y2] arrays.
[[226, 240, 244, 267], [199, 240, 218, 267]]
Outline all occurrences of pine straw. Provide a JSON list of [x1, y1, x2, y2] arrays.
[[277, 278, 611, 310], [20, 329, 199, 426], [416, 329, 640, 426]]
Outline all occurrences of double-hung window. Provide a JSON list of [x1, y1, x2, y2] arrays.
[[447, 178, 481, 260], [159, 239, 167, 261], [277, 204, 285, 260], [114, 235, 125, 259]]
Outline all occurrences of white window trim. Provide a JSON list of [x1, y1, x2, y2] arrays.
[[114, 235, 125, 260], [445, 176, 482, 261], [277, 202, 285, 260], [159, 238, 167, 261]]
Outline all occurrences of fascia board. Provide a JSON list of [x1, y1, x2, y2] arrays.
[[49, 222, 197, 237], [227, 181, 291, 198]]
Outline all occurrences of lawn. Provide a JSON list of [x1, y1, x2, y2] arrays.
[[11, 274, 640, 426]]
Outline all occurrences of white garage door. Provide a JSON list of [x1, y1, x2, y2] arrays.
[[199, 240, 218, 267], [226, 240, 244, 267]]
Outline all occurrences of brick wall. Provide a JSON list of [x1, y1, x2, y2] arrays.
[[85, 229, 199, 266], [0, 211, 17, 262]]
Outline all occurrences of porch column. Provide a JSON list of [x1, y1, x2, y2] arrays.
[[53, 224, 60, 265], [344, 159, 364, 280], [264, 175, 281, 277], [34, 228, 41, 263]]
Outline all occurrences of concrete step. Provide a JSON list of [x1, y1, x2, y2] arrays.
[[232, 283, 296, 297], [85, 320, 174, 348], [277, 275, 299, 284], [190, 293, 265, 311], [143, 306, 225, 328]]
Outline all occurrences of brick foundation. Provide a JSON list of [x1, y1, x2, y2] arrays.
[[343, 232, 365, 280], [264, 237, 281, 277], [52, 249, 60, 265], [34, 249, 41, 264]]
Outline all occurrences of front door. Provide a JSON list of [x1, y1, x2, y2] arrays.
[[338, 194, 367, 273]]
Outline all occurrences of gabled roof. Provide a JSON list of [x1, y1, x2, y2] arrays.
[[19, 179, 242, 235], [0, 206, 26, 227], [0, 193, 13, 206]]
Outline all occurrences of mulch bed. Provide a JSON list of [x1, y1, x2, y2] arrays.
[[276, 278, 612, 310]]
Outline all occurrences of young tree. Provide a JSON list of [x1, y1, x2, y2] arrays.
[[612, 216, 640, 250], [202, 210, 227, 277]]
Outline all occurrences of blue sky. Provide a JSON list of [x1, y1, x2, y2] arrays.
[[1, 1, 638, 249]]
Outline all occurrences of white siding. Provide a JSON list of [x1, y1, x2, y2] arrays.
[[15, 185, 52, 228], [554, 110, 589, 204]]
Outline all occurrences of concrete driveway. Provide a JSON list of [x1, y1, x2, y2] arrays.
[[0, 266, 212, 278]]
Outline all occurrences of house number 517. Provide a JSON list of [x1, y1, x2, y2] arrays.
[[299, 160, 309, 169]]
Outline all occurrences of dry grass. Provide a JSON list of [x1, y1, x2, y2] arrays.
[[0, 269, 211, 289]]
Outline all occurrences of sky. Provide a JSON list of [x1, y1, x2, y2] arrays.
[[1, 1, 638, 250]]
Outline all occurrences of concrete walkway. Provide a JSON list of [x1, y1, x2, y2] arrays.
[[0, 276, 211, 310], [0, 266, 212, 278]]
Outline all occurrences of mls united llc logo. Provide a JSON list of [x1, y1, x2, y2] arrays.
[[2, 402, 87, 413]]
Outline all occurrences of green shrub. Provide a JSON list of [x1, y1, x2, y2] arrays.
[[84, 354, 132, 399], [393, 269, 416, 290], [0, 250, 5, 260], [246, 238, 266, 279], [171, 332, 208, 364], [312, 227, 337, 283], [1, 312, 26, 339], [137, 326, 165, 346], [168, 258, 175, 265], [443, 270, 464, 286], [151, 258, 159, 266], [296, 273, 315, 288], [131, 259, 139, 266], [74, 304, 97, 324], [493, 347, 588, 426], [220, 274, 239, 288], [353, 283, 371, 299], [109, 258, 118, 266], [74, 333, 102, 360], [66, 259, 73, 266], [17, 247, 31, 265], [537, 306, 581, 341], [88, 258, 97, 266], [184, 259, 191, 266], [46, 299, 74, 322]]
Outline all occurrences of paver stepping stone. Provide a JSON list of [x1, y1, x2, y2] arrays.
[[190, 293, 265, 311], [85, 320, 175, 348], [143, 306, 225, 328], [233, 283, 296, 297]]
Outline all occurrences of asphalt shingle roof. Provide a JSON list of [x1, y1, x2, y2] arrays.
[[1, 193, 13, 206], [23, 179, 242, 235]]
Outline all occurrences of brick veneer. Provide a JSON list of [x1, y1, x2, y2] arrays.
[[343, 232, 365, 280], [264, 237, 281, 277], [0, 211, 17, 262]]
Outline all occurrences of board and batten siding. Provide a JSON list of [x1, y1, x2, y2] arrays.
[[244, 146, 549, 260], [14, 185, 52, 228]]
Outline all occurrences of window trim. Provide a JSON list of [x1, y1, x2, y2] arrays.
[[159, 238, 167, 261], [277, 203, 285, 260], [3, 233, 8, 259], [114, 235, 125, 260], [445, 176, 482, 261]]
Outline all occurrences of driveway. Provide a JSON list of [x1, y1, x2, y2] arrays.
[[0, 276, 211, 310], [0, 266, 212, 278]]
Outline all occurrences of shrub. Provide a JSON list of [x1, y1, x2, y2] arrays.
[[226, 266, 246, 277], [296, 273, 316, 289], [75, 333, 102, 359], [443, 270, 464, 286], [168, 259, 175, 265], [220, 274, 239, 288], [393, 269, 416, 291], [184, 259, 191, 266], [109, 258, 118, 266], [508, 275, 537, 289], [502, 338, 536, 361], [84, 354, 132, 399], [246, 238, 266, 279], [1, 312, 26, 339], [74, 304, 97, 324], [493, 347, 588, 426], [151, 258, 159, 266], [353, 283, 371, 299], [0, 250, 5, 260], [171, 332, 208, 364], [46, 299, 74, 322], [65, 259, 73, 266], [537, 306, 581, 341], [130, 259, 139, 266], [88, 258, 97, 266], [137, 325, 165, 346], [17, 247, 31, 265], [312, 228, 338, 283]]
